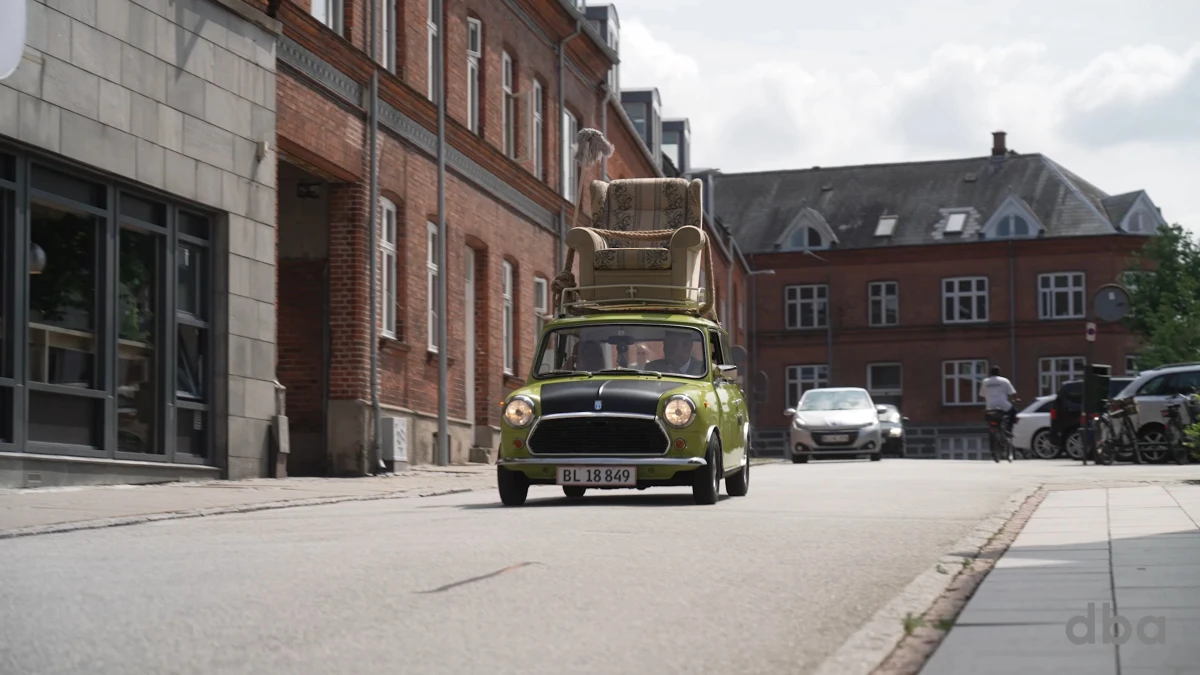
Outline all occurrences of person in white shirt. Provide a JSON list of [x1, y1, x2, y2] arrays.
[[979, 366, 1020, 434]]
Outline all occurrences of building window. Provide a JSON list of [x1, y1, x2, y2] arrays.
[[786, 365, 828, 408], [426, 221, 438, 352], [531, 80, 543, 179], [533, 277, 548, 337], [502, 261, 514, 375], [466, 18, 481, 133], [942, 277, 987, 323], [994, 214, 1031, 238], [501, 52, 515, 158], [663, 130, 681, 169], [869, 281, 898, 326], [311, 0, 341, 33], [783, 226, 825, 251], [1038, 272, 1085, 320], [784, 284, 828, 329], [867, 363, 902, 396], [562, 110, 578, 201], [426, 0, 438, 100], [945, 212, 967, 234], [378, 0, 395, 70], [943, 359, 987, 406], [874, 216, 897, 237], [1125, 355, 1139, 376], [381, 199, 397, 338], [1039, 356, 1085, 396], [624, 102, 646, 137]]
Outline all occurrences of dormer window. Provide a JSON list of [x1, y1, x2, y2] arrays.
[[1128, 212, 1145, 233], [874, 216, 897, 237], [979, 197, 1043, 240], [945, 212, 966, 234], [994, 214, 1030, 238], [785, 226, 826, 251]]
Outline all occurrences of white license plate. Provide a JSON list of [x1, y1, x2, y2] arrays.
[[823, 434, 850, 443], [556, 466, 637, 486]]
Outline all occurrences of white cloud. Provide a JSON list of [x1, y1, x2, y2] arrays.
[[618, 16, 1200, 229]]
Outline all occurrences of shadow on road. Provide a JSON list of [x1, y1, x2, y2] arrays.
[[438, 491, 733, 510]]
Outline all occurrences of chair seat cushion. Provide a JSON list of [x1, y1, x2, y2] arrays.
[[594, 248, 672, 271]]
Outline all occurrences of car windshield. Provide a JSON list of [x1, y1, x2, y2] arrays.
[[533, 324, 708, 379], [799, 390, 872, 411]]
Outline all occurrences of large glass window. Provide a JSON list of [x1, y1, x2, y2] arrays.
[[176, 212, 210, 459], [116, 196, 165, 454]]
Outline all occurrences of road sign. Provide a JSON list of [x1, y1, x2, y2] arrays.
[[1093, 284, 1130, 323], [1086, 322, 1097, 342]]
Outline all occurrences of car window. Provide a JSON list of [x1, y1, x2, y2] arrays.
[[1058, 382, 1082, 403], [1109, 379, 1133, 396], [1173, 370, 1200, 394], [1036, 399, 1055, 413], [533, 323, 707, 378], [1138, 374, 1171, 396]]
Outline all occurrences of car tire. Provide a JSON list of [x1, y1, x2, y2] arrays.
[[1065, 429, 1084, 460], [870, 451, 882, 461], [692, 436, 721, 505], [791, 454, 809, 464], [726, 452, 750, 497], [497, 467, 529, 506], [562, 486, 586, 500], [1031, 429, 1058, 460]]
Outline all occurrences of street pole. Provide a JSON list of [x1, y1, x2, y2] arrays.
[[747, 268, 774, 440], [435, 0, 449, 467]]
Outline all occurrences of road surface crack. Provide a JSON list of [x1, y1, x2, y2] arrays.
[[418, 562, 541, 593]]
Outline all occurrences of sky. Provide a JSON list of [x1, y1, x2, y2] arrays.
[[610, 0, 1200, 231]]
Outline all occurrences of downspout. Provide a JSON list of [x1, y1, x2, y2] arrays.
[[599, 83, 613, 180], [557, 21, 581, 267], [1009, 239, 1016, 386], [367, 0, 382, 473], [436, 0, 449, 466]]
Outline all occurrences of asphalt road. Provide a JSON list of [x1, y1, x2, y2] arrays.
[[3, 459, 1199, 675]]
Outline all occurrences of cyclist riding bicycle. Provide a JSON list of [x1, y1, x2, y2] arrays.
[[979, 366, 1019, 437]]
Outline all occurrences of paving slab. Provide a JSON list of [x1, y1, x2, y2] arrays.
[[1119, 618, 1200, 670], [1118, 587, 1200, 610], [920, 625, 1116, 675], [1114, 565, 1200, 588]]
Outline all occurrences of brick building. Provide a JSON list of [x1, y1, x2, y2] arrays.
[[714, 132, 1165, 459]]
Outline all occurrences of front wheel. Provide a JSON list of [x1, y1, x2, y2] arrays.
[[726, 454, 750, 497], [870, 451, 882, 462], [1031, 430, 1058, 459], [1065, 429, 1084, 460], [497, 467, 529, 506], [791, 454, 809, 464], [562, 486, 587, 500], [692, 436, 722, 505]]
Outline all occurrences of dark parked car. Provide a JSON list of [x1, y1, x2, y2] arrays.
[[876, 404, 908, 457], [1050, 377, 1134, 459]]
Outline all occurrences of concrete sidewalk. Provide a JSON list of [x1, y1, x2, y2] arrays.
[[0, 465, 497, 537], [920, 483, 1200, 675]]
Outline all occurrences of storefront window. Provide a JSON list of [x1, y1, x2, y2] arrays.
[[176, 212, 210, 458], [117, 226, 163, 454], [0, 156, 12, 442]]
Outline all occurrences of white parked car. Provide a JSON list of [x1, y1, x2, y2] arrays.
[[785, 387, 884, 463], [1012, 395, 1057, 459]]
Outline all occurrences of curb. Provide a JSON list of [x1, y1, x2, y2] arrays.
[[810, 483, 1043, 675], [0, 486, 487, 541]]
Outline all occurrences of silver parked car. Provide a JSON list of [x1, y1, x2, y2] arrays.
[[785, 387, 884, 463]]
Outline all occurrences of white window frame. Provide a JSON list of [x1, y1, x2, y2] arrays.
[[378, 0, 395, 70], [501, 51, 515, 158], [943, 359, 988, 406], [1038, 272, 1086, 320], [874, 215, 897, 237], [426, 0, 438, 100], [784, 284, 828, 330], [380, 199, 398, 338], [783, 225, 827, 251], [868, 281, 898, 327], [786, 365, 829, 408], [1126, 354, 1139, 376], [942, 276, 988, 324], [562, 109, 578, 201], [533, 277, 548, 338], [466, 18, 481, 133], [502, 260, 514, 375], [311, 0, 341, 33], [867, 363, 902, 397], [531, 80, 543, 179], [426, 221, 439, 352], [1039, 356, 1085, 397]]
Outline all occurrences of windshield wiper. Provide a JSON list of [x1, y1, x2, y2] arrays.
[[537, 369, 593, 378], [594, 368, 663, 378]]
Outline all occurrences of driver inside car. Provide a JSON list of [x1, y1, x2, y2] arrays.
[[645, 329, 705, 376]]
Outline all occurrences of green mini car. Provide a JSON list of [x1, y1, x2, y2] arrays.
[[495, 312, 752, 506]]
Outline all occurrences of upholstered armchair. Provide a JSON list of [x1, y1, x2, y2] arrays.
[[564, 177, 706, 305]]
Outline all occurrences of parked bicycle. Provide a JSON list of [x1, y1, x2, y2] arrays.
[[1161, 393, 1192, 465], [986, 409, 1015, 463]]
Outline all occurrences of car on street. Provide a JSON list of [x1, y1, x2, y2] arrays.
[[1109, 363, 1200, 461], [786, 387, 884, 463], [877, 404, 907, 457], [1012, 395, 1057, 459], [1051, 376, 1134, 459], [495, 313, 751, 506]]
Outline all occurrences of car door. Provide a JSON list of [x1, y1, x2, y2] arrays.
[[1132, 372, 1177, 431], [709, 328, 745, 470]]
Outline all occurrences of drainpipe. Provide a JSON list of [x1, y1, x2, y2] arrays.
[[1009, 239, 1016, 387], [436, 0, 449, 466], [367, 0, 382, 473]]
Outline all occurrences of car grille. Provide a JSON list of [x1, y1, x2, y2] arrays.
[[813, 430, 860, 446], [528, 416, 669, 455]]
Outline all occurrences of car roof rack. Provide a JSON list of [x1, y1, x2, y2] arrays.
[[556, 284, 717, 320]]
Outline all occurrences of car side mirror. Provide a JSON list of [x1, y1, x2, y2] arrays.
[[784, 407, 796, 417], [875, 405, 888, 415], [716, 364, 738, 382]]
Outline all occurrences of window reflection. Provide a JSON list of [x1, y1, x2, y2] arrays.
[[177, 324, 205, 401], [118, 227, 162, 454], [28, 203, 98, 389], [177, 244, 206, 319]]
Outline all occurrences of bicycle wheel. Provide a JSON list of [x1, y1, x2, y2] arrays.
[[1171, 421, 1188, 465], [990, 430, 1000, 463]]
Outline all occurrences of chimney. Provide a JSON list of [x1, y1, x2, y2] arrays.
[[992, 131, 1007, 157]]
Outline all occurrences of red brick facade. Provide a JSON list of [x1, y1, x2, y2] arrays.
[[748, 235, 1144, 433]]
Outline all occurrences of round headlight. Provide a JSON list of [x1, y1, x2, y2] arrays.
[[503, 396, 535, 428], [663, 395, 695, 428]]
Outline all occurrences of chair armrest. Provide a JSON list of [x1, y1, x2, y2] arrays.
[[669, 225, 705, 255], [566, 227, 607, 258]]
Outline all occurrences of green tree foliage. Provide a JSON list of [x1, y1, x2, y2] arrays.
[[1123, 224, 1200, 369]]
